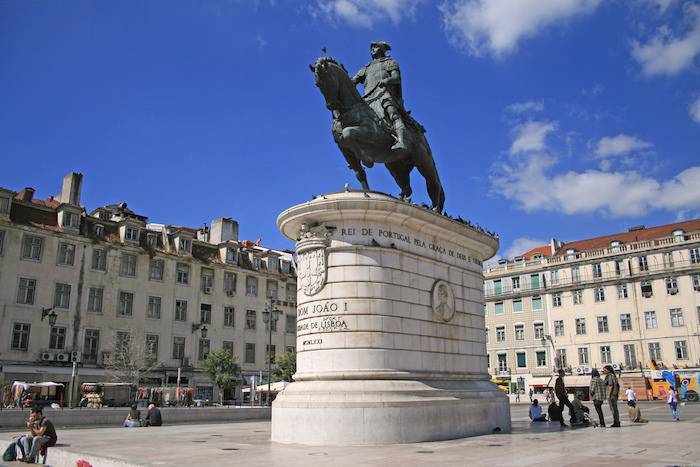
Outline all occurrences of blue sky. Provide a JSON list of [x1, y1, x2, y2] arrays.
[[2, 0, 700, 259]]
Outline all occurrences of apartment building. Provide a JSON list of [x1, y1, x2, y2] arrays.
[[485, 220, 700, 394], [0, 173, 297, 402]]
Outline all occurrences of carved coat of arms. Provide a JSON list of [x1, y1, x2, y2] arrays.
[[297, 248, 327, 296]]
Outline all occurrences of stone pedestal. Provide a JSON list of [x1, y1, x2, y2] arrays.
[[272, 191, 510, 445]]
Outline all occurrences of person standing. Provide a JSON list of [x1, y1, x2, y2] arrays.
[[528, 387, 534, 402], [589, 369, 606, 427], [668, 386, 679, 421], [555, 369, 576, 426], [515, 389, 521, 403], [603, 365, 621, 427], [625, 386, 637, 405]]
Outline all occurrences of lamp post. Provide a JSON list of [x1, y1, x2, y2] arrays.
[[41, 307, 58, 326], [541, 334, 560, 371], [262, 299, 282, 406], [180, 323, 208, 406]]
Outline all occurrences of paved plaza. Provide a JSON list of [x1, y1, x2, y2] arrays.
[[1, 401, 698, 466]]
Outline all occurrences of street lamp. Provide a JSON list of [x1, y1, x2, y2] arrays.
[[541, 334, 560, 371], [192, 322, 208, 338], [262, 299, 282, 406], [41, 307, 58, 327]]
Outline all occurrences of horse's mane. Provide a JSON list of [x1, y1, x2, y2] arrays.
[[314, 55, 348, 74]]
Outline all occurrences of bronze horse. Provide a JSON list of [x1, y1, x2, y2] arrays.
[[310, 56, 445, 212]]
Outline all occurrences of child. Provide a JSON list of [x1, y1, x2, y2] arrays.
[[668, 386, 679, 421]]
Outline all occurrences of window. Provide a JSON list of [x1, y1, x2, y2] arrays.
[[115, 331, 131, 354], [223, 341, 234, 357], [57, 242, 75, 265], [648, 342, 662, 362], [592, 263, 602, 278], [641, 280, 653, 297], [675, 340, 688, 360], [224, 272, 237, 296], [594, 287, 605, 302], [620, 313, 632, 331], [175, 300, 188, 321], [145, 334, 159, 359], [118, 291, 134, 317], [497, 354, 507, 372], [266, 280, 278, 300], [494, 302, 504, 315], [550, 269, 559, 285], [597, 316, 609, 333], [11, 323, 31, 350], [516, 352, 526, 368], [690, 247, 700, 264], [663, 252, 674, 269], [615, 260, 625, 276], [198, 339, 210, 360], [172, 336, 185, 360], [556, 349, 567, 368], [0, 230, 4, 255], [530, 274, 540, 289], [200, 304, 212, 324], [534, 322, 544, 339], [578, 347, 589, 365], [245, 276, 258, 296], [120, 253, 137, 277], [624, 344, 637, 368], [286, 283, 295, 302], [669, 308, 684, 327], [266, 344, 276, 364], [573, 289, 583, 305], [125, 226, 139, 243], [16, 278, 36, 305], [224, 306, 235, 327], [0, 196, 9, 214], [496, 326, 505, 342], [536, 351, 547, 367], [693, 274, 700, 292], [644, 311, 657, 329], [286, 315, 296, 333], [512, 299, 523, 313], [201, 268, 214, 292], [62, 212, 79, 228], [21, 235, 43, 261], [178, 238, 191, 252], [225, 247, 238, 264], [48, 326, 66, 350], [576, 318, 586, 335], [511, 276, 520, 290], [554, 320, 564, 337], [571, 266, 580, 282], [531, 296, 542, 311], [87, 287, 103, 313], [600, 346, 612, 364], [245, 343, 256, 364], [617, 283, 628, 299], [665, 277, 678, 294], [280, 260, 290, 273], [246, 310, 256, 330], [638, 255, 648, 271], [552, 293, 561, 307], [147, 296, 161, 319], [149, 259, 164, 281], [514, 324, 524, 340], [493, 279, 502, 294], [83, 329, 100, 363], [251, 256, 261, 270], [54, 283, 71, 309], [92, 248, 107, 271], [176, 263, 190, 284], [146, 233, 158, 247]]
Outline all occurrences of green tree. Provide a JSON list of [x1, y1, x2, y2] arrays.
[[272, 351, 296, 382], [202, 349, 242, 404]]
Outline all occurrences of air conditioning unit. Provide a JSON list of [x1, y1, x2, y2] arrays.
[[668, 287, 678, 295], [576, 366, 585, 375], [56, 352, 70, 362], [582, 366, 591, 374], [70, 351, 82, 363], [41, 352, 55, 362], [612, 363, 622, 371], [203, 287, 212, 294]]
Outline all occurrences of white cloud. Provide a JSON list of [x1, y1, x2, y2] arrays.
[[652, 0, 675, 12], [690, 95, 700, 123], [594, 134, 653, 158], [506, 100, 544, 114], [503, 237, 549, 259], [491, 121, 700, 217], [509, 121, 557, 155], [317, 0, 423, 27], [441, 0, 601, 57], [631, 5, 700, 76]]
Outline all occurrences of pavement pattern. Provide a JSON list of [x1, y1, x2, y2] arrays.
[[0, 401, 698, 466]]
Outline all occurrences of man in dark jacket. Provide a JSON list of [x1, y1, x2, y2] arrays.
[[555, 369, 576, 426], [145, 403, 163, 427], [603, 365, 621, 427]]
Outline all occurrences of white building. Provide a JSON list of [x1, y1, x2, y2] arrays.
[[0, 173, 297, 403]]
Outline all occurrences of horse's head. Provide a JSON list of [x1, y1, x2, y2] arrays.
[[309, 56, 353, 111]]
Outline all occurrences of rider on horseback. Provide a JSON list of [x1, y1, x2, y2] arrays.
[[352, 41, 408, 152]]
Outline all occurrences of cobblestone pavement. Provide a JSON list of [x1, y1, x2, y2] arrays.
[[0, 401, 698, 466]]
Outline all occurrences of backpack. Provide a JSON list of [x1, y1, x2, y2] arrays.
[[2, 441, 17, 462]]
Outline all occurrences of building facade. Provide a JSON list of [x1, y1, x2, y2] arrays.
[[484, 220, 700, 395], [0, 173, 297, 403]]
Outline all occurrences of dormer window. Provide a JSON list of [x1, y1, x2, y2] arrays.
[[673, 229, 684, 242], [98, 210, 111, 221], [514, 256, 523, 262], [251, 255, 261, 270], [125, 226, 139, 243], [94, 224, 104, 238], [62, 212, 79, 228], [179, 238, 191, 253], [225, 247, 238, 264], [280, 260, 291, 274], [267, 257, 278, 272], [566, 248, 576, 255], [610, 241, 620, 247], [532, 254, 542, 260], [147, 233, 158, 248]]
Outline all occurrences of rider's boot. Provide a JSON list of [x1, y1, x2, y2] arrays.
[[391, 120, 408, 151]]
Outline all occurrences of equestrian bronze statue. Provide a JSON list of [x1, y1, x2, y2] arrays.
[[309, 42, 445, 212]]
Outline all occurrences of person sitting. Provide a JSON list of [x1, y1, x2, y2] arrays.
[[528, 399, 548, 422], [571, 393, 590, 425], [547, 400, 563, 423], [17, 411, 39, 461], [144, 403, 162, 427], [22, 407, 57, 463], [627, 400, 648, 423], [123, 403, 142, 427]]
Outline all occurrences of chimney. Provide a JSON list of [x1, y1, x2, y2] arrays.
[[550, 238, 560, 255], [210, 217, 238, 244], [18, 187, 35, 202], [59, 172, 83, 206]]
